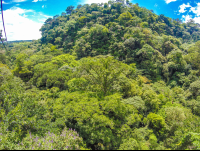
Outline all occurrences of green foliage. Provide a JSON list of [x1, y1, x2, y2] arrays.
[[122, 96, 146, 114], [78, 16, 87, 26], [140, 21, 148, 28], [73, 24, 111, 58], [118, 138, 140, 150], [0, 127, 88, 150], [189, 80, 200, 99], [31, 54, 78, 90], [0, 53, 7, 64], [158, 106, 186, 132], [12, 53, 33, 82], [187, 99, 200, 116], [76, 55, 136, 96], [2, 1, 200, 150], [147, 113, 166, 135], [130, 127, 158, 150], [66, 5, 74, 15], [136, 44, 164, 80], [59, 93, 137, 149], [178, 132, 200, 150], [117, 12, 133, 25], [67, 78, 87, 92]]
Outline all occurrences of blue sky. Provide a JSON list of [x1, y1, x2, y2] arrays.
[[1, 0, 200, 41]]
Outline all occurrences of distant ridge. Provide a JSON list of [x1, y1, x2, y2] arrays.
[[7, 40, 32, 44]]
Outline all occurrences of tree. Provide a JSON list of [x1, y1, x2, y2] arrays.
[[66, 5, 74, 15], [44, 18, 53, 24], [117, 12, 133, 25], [0, 53, 6, 64], [189, 80, 200, 99], [77, 4, 82, 9], [53, 15, 59, 20], [126, 0, 130, 5], [12, 53, 33, 82], [61, 12, 66, 16], [136, 44, 165, 81], [119, 138, 140, 150], [77, 55, 135, 96], [104, 3, 108, 8], [178, 132, 200, 150], [73, 24, 111, 58], [54, 37, 62, 46], [147, 113, 166, 136]]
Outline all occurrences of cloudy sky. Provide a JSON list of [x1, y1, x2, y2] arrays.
[[1, 0, 200, 41]]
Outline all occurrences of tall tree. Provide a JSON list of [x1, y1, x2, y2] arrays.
[[77, 55, 135, 96], [66, 5, 74, 15]]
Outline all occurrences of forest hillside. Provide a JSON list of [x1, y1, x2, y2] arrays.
[[1, 0, 200, 150]]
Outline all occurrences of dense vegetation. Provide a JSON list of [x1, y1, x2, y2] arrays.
[[1, 0, 200, 150]]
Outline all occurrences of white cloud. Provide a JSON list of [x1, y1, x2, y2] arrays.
[[193, 16, 200, 24], [179, 2, 200, 24], [42, 5, 47, 8], [83, 0, 109, 4], [2, 1, 9, 4], [165, 0, 177, 4], [181, 15, 200, 24], [0, 7, 51, 41], [182, 15, 192, 23], [32, 0, 46, 2], [12, 0, 27, 2], [190, 2, 200, 16], [179, 3, 191, 13], [83, 0, 132, 5]]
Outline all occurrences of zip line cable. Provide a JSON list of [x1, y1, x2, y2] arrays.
[[1, 0, 7, 44], [0, 0, 8, 51]]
